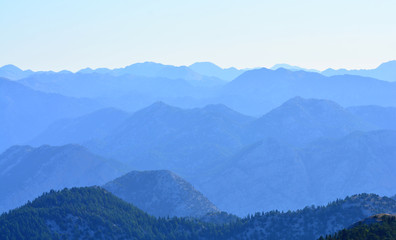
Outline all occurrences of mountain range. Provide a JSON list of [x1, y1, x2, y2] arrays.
[[272, 60, 396, 82], [19, 97, 396, 215], [3, 60, 395, 82], [2, 61, 396, 117], [220, 67, 396, 115], [1, 59, 396, 238]]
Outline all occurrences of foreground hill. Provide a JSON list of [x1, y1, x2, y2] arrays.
[[0, 187, 233, 240], [1, 188, 395, 240], [103, 170, 219, 218], [320, 214, 396, 240], [0, 77, 100, 152], [233, 194, 396, 240], [0, 145, 125, 214]]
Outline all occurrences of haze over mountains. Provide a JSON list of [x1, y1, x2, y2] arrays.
[[321, 60, 396, 82], [1, 60, 396, 239], [8, 95, 396, 216], [272, 60, 396, 82], [1, 61, 395, 117]]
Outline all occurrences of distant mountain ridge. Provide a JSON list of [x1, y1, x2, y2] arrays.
[[2, 60, 395, 83], [4, 62, 396, 116], [271, 63, 320, 72], [0, 62, 244, 82], [220, 67, 396, 115], [189, 62, 245, 81], [103, 170, 219, 217], [0, 64, 34, 80], [322, 60, 396, 82]]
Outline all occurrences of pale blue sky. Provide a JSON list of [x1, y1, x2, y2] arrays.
[[1, 0, 395, 71]]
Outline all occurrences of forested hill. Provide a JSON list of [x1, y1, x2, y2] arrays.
[[230, 193, 396, 240], [0, 187, 240, 240], [320, 214, 396, 240], [1, 187, 396, 240]]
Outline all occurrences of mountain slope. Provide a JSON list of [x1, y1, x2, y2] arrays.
[[200, 139, 310, 216], [246, 97, 373, 146], [0, 78, 100, 152], [304, 130, 396, 203], [200, 130, 396, 216], [0, 145, 125, 214], [347, 105, 396, 130], [31, 108, 129, 146], [87, 102, 254, 177], [103, 170, 219, 217]]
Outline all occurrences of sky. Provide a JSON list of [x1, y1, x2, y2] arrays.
[[1, 0, 396, 71]]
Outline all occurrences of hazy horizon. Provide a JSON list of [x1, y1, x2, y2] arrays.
[[2, 0, 396, 72], [2, 59, 395, 73]]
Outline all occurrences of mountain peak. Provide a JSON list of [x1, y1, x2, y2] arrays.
[[248, 97, 371, 146], [103, 170, 219, 217], [376, 60, 396, 70], [189, 62, 243, 81], [189, 62, 222, 70], [0, 64, 22, 71], [144, 101, 175, 111], [0, 65, 34, 80], [281, 96, 340, 108]]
